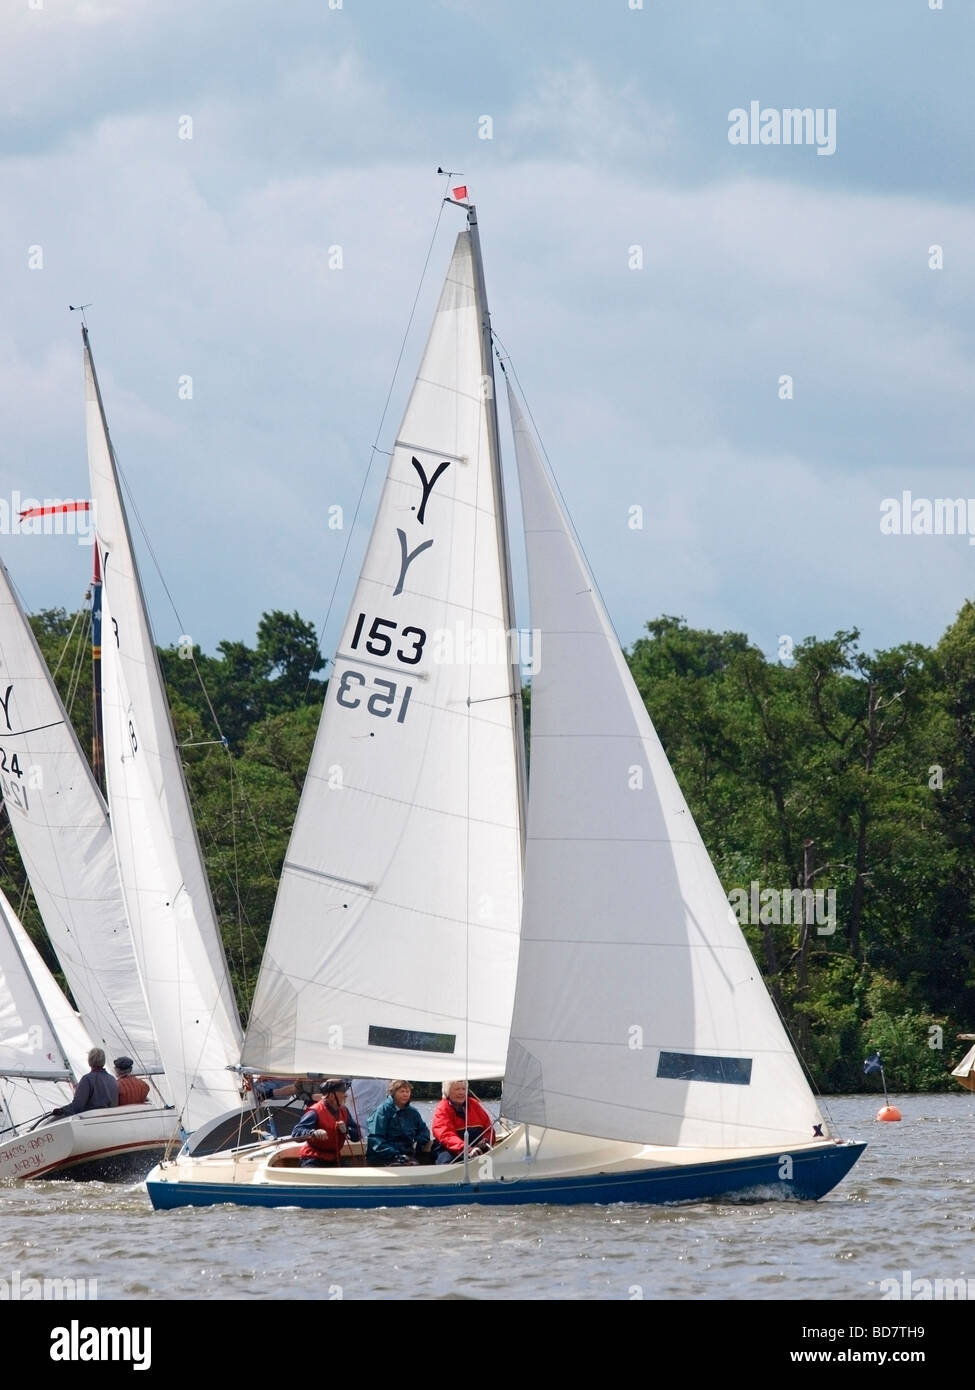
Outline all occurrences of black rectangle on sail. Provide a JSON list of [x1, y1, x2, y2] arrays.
[[657, 1051, 753, 1085], [368, 1025, 457, 1054]]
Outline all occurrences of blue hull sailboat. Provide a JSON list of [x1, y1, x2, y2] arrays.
[[145, 193, 864, 1210]]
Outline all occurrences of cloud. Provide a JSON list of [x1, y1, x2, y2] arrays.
[[508, 62, 678, 165], [0, 22, 971, 660]]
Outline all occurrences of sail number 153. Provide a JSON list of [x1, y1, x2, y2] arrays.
[[349, 612, 425, 664], [336, 612, 425, 725], [335, 671, 413, 724]]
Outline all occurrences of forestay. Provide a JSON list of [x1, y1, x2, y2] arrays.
[[244, 231, 523, 1080], [502, 383, 827, 1149], [85, 332, 243, 1131]]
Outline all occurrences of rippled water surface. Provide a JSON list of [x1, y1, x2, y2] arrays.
[[2, 1094, 972, 1301]]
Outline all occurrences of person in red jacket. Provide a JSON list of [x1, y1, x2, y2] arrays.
[[432, 1081, 494, 1164], [292, 1079, 360, 1167], [114, 1057, 150, 1106]]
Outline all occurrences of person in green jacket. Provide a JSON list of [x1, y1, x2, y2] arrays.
[[367, 1080, 432, 1165]]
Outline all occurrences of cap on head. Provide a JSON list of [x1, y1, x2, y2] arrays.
[[114, 1056, 134, 1073], [322, 1077, 349, 1094]]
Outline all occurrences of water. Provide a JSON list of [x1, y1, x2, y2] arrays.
[[1, 1094, 972, 1301]]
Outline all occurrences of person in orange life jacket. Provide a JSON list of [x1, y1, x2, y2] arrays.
[[291, 1079, 360, 1167], [114, 1056, 150, 1106], [51, 1047, 118, 1116], [432, 1080, 494, 1164]]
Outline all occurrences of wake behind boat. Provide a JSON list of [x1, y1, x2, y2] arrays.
[[141, 191, 865, 1210]]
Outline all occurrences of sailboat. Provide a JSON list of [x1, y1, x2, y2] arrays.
[[0, 557, 179, 1179], [0, 885, 89, 1176], [83, 329, 245, 1139], [950, 1036, 975, 1091], [0, 885, 171, 1180], [145, 194, 865, 1209]]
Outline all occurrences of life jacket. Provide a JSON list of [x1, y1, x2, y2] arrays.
[[298, 1098, 352, 1163]]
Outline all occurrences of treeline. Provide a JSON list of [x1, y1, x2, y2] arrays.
[[2, 603, 973, 1093]]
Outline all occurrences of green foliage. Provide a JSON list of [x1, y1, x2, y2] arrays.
[[627, 609, 975, 1092], [4, 600, 973, 1094]]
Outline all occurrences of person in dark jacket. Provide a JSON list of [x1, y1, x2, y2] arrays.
[[291, 1079, 360, 1167], [52, 1048, 119, 1116], [367, 1080, 432, 1165]]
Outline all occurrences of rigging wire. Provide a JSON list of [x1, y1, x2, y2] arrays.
[[48, 604, 84, 681], [491, 329, 631, 656], [62, 604, 91, 720]]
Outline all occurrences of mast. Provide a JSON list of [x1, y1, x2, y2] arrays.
[[90, 546, 105, 794], [465, 201, 529, 847]]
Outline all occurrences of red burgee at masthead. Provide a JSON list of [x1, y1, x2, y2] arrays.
[[18, 501, 91, 520], [453, 185, 468, 200]]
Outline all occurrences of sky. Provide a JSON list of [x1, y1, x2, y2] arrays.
[[1, 0, 973, 665]]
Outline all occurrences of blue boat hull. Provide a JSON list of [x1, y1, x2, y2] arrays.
[[146, 1141, 865, 1211]]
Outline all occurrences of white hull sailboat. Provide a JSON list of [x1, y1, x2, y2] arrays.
[[0, 887, 175, 1182], [0, 555, 179, 1179], [2, 325, 250, 1179], [147, 194, 864, 1211]]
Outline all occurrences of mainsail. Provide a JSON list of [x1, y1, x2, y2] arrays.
[[244, 230, 524, 1080], [0, 558, 161, 1073], [85, 330, 243, 1131], [502, 382, 826, 1149]]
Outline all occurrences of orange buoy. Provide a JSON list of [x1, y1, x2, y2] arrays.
[[877, 1105, 902, 1122]]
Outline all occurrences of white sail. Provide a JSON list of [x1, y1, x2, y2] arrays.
[[503, 383, 826, 1149], [0, 559, 162, 1072], [244, 231, 523, 1080], [85, 332, 243, 1131], [951, 1043, 975, 1091], [0, 885, 88, 1081]]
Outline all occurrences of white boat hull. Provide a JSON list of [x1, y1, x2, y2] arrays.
[[146, 1124, 865, 1210], [0, 1105, 179, 1182]]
